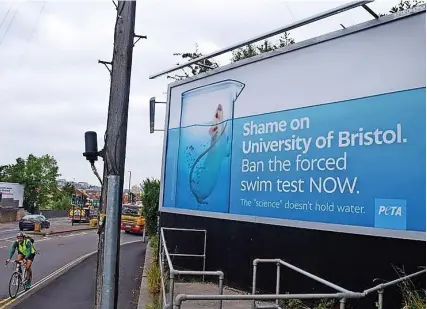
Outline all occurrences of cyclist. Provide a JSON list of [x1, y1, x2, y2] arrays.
[[5, 232, 36, 289]]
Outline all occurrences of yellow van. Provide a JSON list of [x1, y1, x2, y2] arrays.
[[120, 203, 145, 234]]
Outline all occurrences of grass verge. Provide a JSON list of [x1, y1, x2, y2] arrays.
[[145, 234, 164, 309], [396, 266, 426, 309]]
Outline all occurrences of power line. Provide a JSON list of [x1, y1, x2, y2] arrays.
[[16, 1, 46, 67], [27, 1, 46, 42], [284, 1, 296, 21], [0, 3, 13, 30], [0, 2, 21, 46], [0, 2, 46, 83]]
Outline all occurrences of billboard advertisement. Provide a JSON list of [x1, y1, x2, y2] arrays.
[[161, 10, 426, 239], [0, 182, 25, 208]]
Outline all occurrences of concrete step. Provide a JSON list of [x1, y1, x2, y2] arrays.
[[169, 282, 278, 309]]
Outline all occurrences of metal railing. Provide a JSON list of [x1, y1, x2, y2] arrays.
[[252, 258, 353, 309], [251, 258, 425, 309], [172, 256, 425, 309], [159, 227, 224, 309]]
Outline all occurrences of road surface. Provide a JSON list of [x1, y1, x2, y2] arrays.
[[0, 217, 71, 242], [13, 240, 146, 309], [0, 223, 144, 301]]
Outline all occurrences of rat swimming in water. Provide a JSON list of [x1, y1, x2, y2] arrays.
[[189, 103, 230, 204]]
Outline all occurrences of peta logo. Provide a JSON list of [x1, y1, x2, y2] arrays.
[[375, 199, 406, 230], [377, 206, 402, 216]]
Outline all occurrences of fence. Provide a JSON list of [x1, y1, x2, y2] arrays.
[[159, 227, 224, 309], [39, 209, 69, 218]]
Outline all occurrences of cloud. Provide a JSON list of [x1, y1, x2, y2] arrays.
[[0, 0, 396, 188]]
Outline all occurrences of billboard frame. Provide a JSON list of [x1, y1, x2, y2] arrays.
[[158, 5, 426, 241]]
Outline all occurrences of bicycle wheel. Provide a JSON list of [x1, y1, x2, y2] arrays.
[[8, 272, 21, 298]]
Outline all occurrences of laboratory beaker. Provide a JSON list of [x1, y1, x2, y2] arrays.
[[175, 79, 245, 212]]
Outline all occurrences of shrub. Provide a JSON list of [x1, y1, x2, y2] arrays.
[[140, 178, 160, 236], [147, 260, 161, 295]]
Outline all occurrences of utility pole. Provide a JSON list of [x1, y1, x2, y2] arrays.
[[94, 1, 137, 309]]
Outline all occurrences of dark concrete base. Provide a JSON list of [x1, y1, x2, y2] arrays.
[[160, 211, 425, 309]]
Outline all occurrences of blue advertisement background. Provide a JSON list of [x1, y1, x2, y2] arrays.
[[164, 87, 426, 233]]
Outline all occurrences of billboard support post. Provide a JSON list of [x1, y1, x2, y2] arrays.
[[149, 97, 166, 133]]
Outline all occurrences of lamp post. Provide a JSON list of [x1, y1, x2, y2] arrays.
[[128, 171, 131, 203], [128, 171, 131, 194]]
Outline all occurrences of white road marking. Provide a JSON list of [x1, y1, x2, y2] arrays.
[[0, 237, 15, 242], [1, 238, 144, 304], [59, 232, 88, 238], [0, 229, 18, 234]]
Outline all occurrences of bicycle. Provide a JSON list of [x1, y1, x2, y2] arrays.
[[6, 260, 32, 298]]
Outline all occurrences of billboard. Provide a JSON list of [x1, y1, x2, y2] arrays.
[[0, 182, 25, 208], [160, 9, 426, 240]]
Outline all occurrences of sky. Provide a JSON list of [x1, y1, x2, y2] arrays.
[[0, 0, 400, 189]]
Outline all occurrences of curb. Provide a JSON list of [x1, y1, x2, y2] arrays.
[[137, 238, 154, 309], [2, 239, 143, 309], [26, 227, 97, 237]]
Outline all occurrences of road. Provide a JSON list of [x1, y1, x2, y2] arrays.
[[13, 241, 146, 309], [0, 218, 145, 308], [0, 217, 70, 245]]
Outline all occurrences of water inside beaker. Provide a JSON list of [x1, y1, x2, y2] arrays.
[[176, 80, 245, 208]]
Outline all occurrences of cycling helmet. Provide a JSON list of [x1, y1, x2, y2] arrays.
[[17, 232, 25, 238]]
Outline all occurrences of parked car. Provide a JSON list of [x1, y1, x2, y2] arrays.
[[19, 214, 50, 231]]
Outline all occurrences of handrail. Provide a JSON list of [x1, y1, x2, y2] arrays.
[[159, 227, 224, 309], [160, 228, 174, 269], [173, 292, 364, 309], [254, 258, 352, 293], [252, 258, 426, 309], [149, 0, 374, 79], [174, 268, 425, 309], [363, 269, 426, 294]]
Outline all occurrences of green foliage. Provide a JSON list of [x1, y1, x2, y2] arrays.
[[62, 182, 75, 197], [170, 32, 295, 81], [280, 298, 336, 309], [394, 266, 426, 309], [390, 0, 425, 13], [168, 43, 220, 81], [145, 294, 162, 309], [230, 32, 295, 63], [50, 194, 72, 210], [231, 43, 259, 62], [140, 177, 160, 236], [0, 154, 60, 213], [150, 234, 159, 263], [147, 260, 161, 294], [380, 0, 425, 16]]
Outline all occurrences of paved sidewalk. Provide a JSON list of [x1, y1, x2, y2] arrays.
[[26, 224, 96, 236], [137, 241, 276, 309]]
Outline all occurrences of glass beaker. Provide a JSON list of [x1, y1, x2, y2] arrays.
[[175, 79, 245, 212]]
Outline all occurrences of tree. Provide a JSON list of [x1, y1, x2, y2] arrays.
[[168, 43, 220, 81], [140, 177, 160, 236], [170, 33, 296, 81], [379, 0, 424, 16], [230, 43, 259, 63], [0, 154, 60, 213], [62, 182, 75, 198], [230, 33, 295, 63]]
